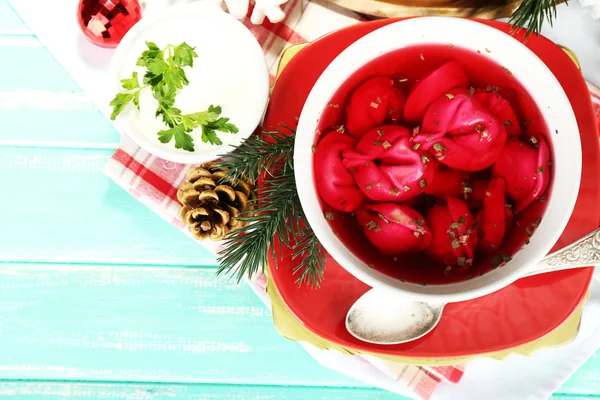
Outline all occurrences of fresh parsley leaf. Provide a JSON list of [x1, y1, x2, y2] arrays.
[[201, 125, 223, 146], [146, 41, 159, 51], [109, 92, 134, 120], [210, 117, 239, 134], [173, 42, 198, 67], [158, 124, 195, 151], [133, 91, 140, 110], [164, 66, 187, 90], [146, 58, 169, 76], [120, 71, 140, 90], [110, 42, 235, 152], [208, 104, 222, 115]]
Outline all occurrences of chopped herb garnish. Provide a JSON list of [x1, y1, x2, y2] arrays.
[[501, 253, 512, 262], [382, 141, 392, 149], [412, 143, 421, 150], [366, 220, 378, 230], [421, 155, 430, 163], [391, 187, 400, 196], [377, 129, 385, 136], [403, 185, 411, 192], [418, 179, 428, 189], [458, 217, 465, 223], [504, 120, 512, 126], [336, 125, 346, 134], [419, 282, 427, 286], [324, 212, 335, 221], [491, 255, 503, 269], [457, 257, 466, 266], [365, 184, 372, 191], [311, 145, 317, 153], [373, 140, 382, 146], [445, 93, 454, 100], [451, 239, 460, 249], [433, 142, 444, 152], [450, 222, 461, 229], [537, 166, 544, 173], [525, 226, 533, 236]]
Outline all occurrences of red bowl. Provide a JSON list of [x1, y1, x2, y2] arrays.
[[264, 19, 600, 358]]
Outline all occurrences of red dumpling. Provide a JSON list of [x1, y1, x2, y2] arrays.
[[464, 179, 490, 211], [342, 125, 437, 202], [314, 131, 366, 212], [476, 178, 512, 252], [413, 88, 508, 171], [471, 89, 521, 136], [425, 196, 479, 270], [345, 76, 406, 138], [492, 136, 551, 212], [424, 164, 470, 199], [404, 61, 469, 124], [356, 203, 432, 255]]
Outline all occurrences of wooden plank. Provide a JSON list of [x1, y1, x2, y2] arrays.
[[0, 0, 30, 35], [0, 147, 214, 266], [0, 263, 368, 387], [0, 381, 404, 399]]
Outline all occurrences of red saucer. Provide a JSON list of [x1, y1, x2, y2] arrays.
[[264, 19, 600, 358]]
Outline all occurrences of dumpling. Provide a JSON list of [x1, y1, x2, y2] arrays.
[[413, 88, 508, 171], [342, 125, 437, 202], [356, 203, 432, 255], [425, 196, 479, 270], [492, 135, 551, 212], [314, 131, 366, 212], [345, 76, 406, 138], [424, 164, 470, 199], [404, 61, 469, 124], [471, 89, 521, 136], [476, 178, 513, 253]]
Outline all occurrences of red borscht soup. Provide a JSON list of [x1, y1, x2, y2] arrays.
[[312, 44, 552, 285]]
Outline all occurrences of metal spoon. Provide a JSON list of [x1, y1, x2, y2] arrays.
[[346, 228, 600, 345]]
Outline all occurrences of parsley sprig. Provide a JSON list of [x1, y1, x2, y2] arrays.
[[110, 41, 238, 151]]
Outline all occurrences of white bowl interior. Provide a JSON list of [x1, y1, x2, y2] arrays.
[[295, 17, 581, 303], [109, 3, 269, 164]]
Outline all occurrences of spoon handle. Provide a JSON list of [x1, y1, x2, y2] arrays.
[[523, 228, 600, 277]]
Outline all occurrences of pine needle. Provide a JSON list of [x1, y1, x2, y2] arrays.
[[215, 126, 326, 287], [509, 0, 561, 38]]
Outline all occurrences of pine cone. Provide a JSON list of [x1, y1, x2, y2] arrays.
[[178, 163, 254, 241]]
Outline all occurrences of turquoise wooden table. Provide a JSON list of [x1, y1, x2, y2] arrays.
[[1, 2, 599, 398]]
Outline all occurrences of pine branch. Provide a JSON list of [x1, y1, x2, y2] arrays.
[[215, 128, 326, 287], [215, 125, 295, 183], [509, 0, 560, 38], [292, 228, 326, 287]]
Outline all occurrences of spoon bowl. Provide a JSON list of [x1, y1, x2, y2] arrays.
[[347, 228, 600, 345]]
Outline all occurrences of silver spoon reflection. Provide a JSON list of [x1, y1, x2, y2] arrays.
[[346, 228, 600, 345]]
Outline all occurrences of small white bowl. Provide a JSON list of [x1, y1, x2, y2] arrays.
[[109, 2, 269, 164], [295, 17, 581, 303]]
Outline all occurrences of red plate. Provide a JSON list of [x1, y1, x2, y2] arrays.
[[265, 19, 600, 358]]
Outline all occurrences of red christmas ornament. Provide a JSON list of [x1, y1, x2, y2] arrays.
[[78, 0, 143, 48]]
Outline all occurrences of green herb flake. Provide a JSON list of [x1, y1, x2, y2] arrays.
[[412, 143, 421, 150], [457, 257, 466, 266], [403, 185, 411, 192], [445, 93, 454, 100], [491, 256, 503, 269], [504, 120, 512, 126], [451, 239, 460, 249], [391, 187, 401, 196], [418, 179, 428, 189], [324, 212, 335, 221], [501, 253, 512, 262], [450, 222, 461, 229], [382, 141, 392, 149], [377, 129, 385, 136]]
